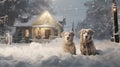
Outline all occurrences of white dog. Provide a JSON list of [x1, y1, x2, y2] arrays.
[[61, 31, 76, 55], [79, 29, 96, 55], [5, 31, 12, 45]]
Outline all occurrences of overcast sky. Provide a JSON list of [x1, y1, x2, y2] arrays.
[[52, 0, 87, 20], [51, 0, 88, 31]]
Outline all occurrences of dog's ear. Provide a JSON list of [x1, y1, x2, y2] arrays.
[[70, 31, 74, 36], [89, 29, 94, 35], [61, 32, 65, 37], [79, 29, 84, 36]]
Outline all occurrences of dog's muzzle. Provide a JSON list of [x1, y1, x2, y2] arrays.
[[85, 36, 88, 39], [67, 37, 69, 40], [85, 36, 91, 41]]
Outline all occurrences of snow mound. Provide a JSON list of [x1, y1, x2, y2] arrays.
[[30, 42, 43, 49], [0, 38, 120, 67]]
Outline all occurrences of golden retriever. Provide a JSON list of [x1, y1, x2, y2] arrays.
[[79, 29, 96, 55], [61, 31, 76, 55]]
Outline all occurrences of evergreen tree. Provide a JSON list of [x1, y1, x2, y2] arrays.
[[76, 0, 119, 39], [0, 0, 52, 26]]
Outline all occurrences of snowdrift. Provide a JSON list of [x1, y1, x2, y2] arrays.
[[0, 38, 119, 67]]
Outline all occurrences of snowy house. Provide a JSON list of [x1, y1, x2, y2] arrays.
[[13, 11, 63, 43]]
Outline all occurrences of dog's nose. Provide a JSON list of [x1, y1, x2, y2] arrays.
[[85, 36, 88, 38], [67, 37, 69, 40]]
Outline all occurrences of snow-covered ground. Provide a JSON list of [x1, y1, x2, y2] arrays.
[[0, 38, 119, 67]]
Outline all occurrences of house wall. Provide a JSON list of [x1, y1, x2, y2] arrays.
[[13, 27, 32, 43], [32, 27, 56, 39], [13, 26, 62, 43]]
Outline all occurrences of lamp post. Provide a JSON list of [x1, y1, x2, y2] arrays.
[[112, 0, 119, 43]]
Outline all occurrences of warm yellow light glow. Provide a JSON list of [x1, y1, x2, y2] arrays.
[[35, 28, 40, 35], [33, 10, 58, 26], [112, 6, 117, 12], [113, 7, 117, 12], [42, 11, 52, 20], [25, 29, 29, 37], [39, 11, 55, 24], [33, 28, 41, 39], [41, 28, 50, 37], [112, 4, 117, 12]]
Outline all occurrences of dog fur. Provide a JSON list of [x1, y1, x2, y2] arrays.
[[79, 29, 96, 55], [61, 31, 76, 55]]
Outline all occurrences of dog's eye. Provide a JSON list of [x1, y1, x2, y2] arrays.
[[88, 32, 92, 35], [69, 34, 71, 36], [88, 32, 90, 34]]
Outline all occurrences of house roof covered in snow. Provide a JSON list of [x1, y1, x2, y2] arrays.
[[14, 11, 63, 29], [14, 16, 38, 27]]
